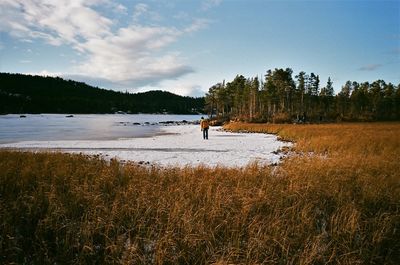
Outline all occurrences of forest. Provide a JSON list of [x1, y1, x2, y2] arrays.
[[204, 68, 400, 122], [2, 71, 399, 121], [0, 73, 204, 114]]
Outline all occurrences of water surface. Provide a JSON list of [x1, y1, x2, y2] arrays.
[[0, 114, 204, 144]]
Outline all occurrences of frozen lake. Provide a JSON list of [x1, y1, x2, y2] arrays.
[[0, 114, 204, 144], [0, 114, 291, 167]]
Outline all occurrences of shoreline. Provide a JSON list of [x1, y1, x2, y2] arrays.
[[0, 125, 291, 167]]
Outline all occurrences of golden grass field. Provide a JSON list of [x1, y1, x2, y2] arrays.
[[1, 122, 399, 264]]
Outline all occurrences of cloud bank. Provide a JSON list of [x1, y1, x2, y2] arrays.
[[0, 0, 210, 93]]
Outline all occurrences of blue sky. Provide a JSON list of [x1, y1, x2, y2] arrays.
[[0, 0, 399, 97]]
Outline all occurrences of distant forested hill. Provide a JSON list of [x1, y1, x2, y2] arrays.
[[0, 73, 205, 114]]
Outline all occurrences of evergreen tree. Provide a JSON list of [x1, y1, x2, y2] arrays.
[[319, 77, 334, 120], [295, 71, 306, 113]]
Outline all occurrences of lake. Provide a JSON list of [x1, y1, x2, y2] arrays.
[[0, 114, 205, 144]]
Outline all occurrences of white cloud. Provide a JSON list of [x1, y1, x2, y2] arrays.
[[72, 25, 194, 86], [133, 3, 149, 21], [132, 3, 162, 23], [133, 83, 205, 97], [114, 3, 127, 14], [170, 84, 206, 97], [358, 64, 382, 71], [0, 0, 112, 45], [0, 0, 208, 92], [184, 18, 211, 33], [134, 77, 208, 97], [201, 0, 223, 11], [21, 39, 33, 43], [26, 70, 63, 77]]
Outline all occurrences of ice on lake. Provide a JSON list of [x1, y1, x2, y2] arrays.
[[0, 114, 291, 167], [0, 114, 203, 143]]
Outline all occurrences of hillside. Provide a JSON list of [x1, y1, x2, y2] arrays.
[[0, 73, 205, 114]]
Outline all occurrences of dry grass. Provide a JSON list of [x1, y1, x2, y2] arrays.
[[1, 122, 399, 264]]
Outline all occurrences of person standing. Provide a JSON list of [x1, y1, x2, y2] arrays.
[[200, 117, 209, 140]]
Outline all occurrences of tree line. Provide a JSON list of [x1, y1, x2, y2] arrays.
[[2, 71, 398, 121], [205, 68, 400, 122], [0, 73, 204, 114]]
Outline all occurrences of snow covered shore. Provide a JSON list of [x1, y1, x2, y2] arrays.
[[0, 125, 291, 167]]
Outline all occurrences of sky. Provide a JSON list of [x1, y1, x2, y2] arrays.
[[0, 0, 399, 97]]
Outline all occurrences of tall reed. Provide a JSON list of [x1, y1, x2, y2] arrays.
[[1, 122, 399, 264]]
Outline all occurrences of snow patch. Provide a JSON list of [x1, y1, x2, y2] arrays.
[[0, 125, 291, 167]]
